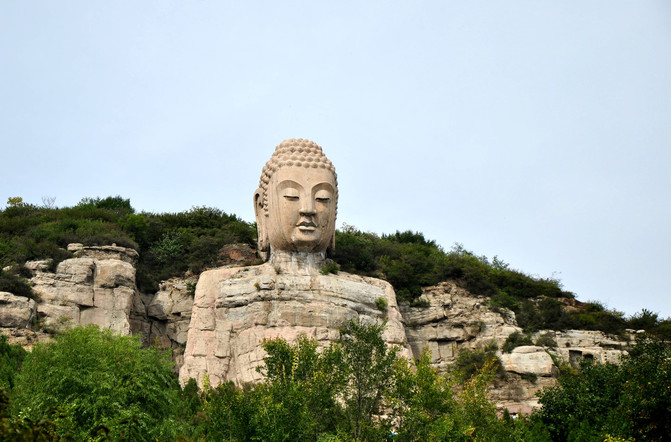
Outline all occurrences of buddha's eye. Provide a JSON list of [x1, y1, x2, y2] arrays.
[[283, 188, 300, 201], [315, 190, 331, 203]]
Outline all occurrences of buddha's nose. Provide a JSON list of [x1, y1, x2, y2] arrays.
[[299, 198, 316, 216]]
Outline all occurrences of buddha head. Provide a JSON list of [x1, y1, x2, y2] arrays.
[[254, 139, 338, 258]]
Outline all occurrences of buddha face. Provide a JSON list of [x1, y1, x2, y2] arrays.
[[256, 165, 337, 254]]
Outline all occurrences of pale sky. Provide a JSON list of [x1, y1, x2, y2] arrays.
[[2, 1, 670, 318]]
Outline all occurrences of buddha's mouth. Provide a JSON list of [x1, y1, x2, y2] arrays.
[[297, 220, 317, 231]]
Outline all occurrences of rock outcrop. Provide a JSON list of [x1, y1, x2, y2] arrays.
[[401, 281, 634, 413], [28, 244, 139, 334], [135, 277, 196, 371], [0, 292, 37, 328]]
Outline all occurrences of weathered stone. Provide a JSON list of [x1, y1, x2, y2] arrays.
[[24, 260, 51, 272], [94, 260, 135, 289], [398, 281, 634, 414], [67, 243, 84, 252], [499, 346, 554, 376], [80, 306, 131, 334], [180, 262, 412, 387], [37, 303, 79, 332], [26, 246, 141, 336], [0, 292, 36, 328], [218, 243, 259, 266], [57, 258, 96, 284], [147, 292, 172, 320], [72, 244, 139, 265]]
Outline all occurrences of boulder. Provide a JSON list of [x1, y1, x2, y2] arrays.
[[499, 346, 554, 376], [0, 292, 36, 328]]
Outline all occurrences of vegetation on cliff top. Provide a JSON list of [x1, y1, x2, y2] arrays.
[[2, 196, 670, 337]]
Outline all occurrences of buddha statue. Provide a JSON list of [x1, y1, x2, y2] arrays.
[[179, 139, 410, 387]]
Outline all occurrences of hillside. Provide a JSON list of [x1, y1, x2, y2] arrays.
[[2, 195, 669, 339], [2, 195, 671, 439]]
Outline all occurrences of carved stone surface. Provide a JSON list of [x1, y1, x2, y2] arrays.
[[179, 261, 411, 386], [254, 139, 338, 258]]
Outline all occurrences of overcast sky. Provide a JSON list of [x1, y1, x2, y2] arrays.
[[2, 1, 670, 318]]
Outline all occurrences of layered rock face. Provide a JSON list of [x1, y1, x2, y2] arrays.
[[29, 244, 139, 334], [1, 244, 141, 347], [179, 259, 411, 386], [0, 244, 195, 363], [402, 281, 633, 413]]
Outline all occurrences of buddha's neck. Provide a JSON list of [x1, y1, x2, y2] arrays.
[[269, 249, 326, 275]]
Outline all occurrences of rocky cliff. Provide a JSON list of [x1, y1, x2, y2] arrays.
[[401, 281, 634, 413], [0, 244, 635, 413]]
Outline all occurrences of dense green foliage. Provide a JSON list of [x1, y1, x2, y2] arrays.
[[535, 335, 671, 441], [502, 331, 534, 353], [331, 226, 662, 336], [0, 266, 35, 300], [11, 326, 181, 440], [0, 324, 545, 441], [3, 325, 669, 441], [187, 320, 544, 441], [0, 388, 60, 442], [453, 341, 506, 382], [333, 227, 571, 304]]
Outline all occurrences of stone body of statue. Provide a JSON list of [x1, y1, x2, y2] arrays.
[[179, 139, 410, 387]]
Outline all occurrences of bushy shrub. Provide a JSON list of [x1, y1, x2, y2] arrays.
[[333, 229, 571, 308], [570, 301, 627, 335], [534, 332, 557, 348], [0, 198, 256, 294], [11, 326, 181, 441], [502, 331, 533, 353], [375, 296, 388, 310], [0, 267, 35, 300], [453, 341, 505, 382], [320, 262, 339, 275]]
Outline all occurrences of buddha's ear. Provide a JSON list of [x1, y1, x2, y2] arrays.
[[254, 188, 269, 260]]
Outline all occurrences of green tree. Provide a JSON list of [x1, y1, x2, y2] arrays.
[[337, 319, 399, 440], [391, 349, 459, 441], [535, 335, 671, 441], [618, 336, 671, 440], [11, 326, 181, 441], [256, 335, 345, 440]]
